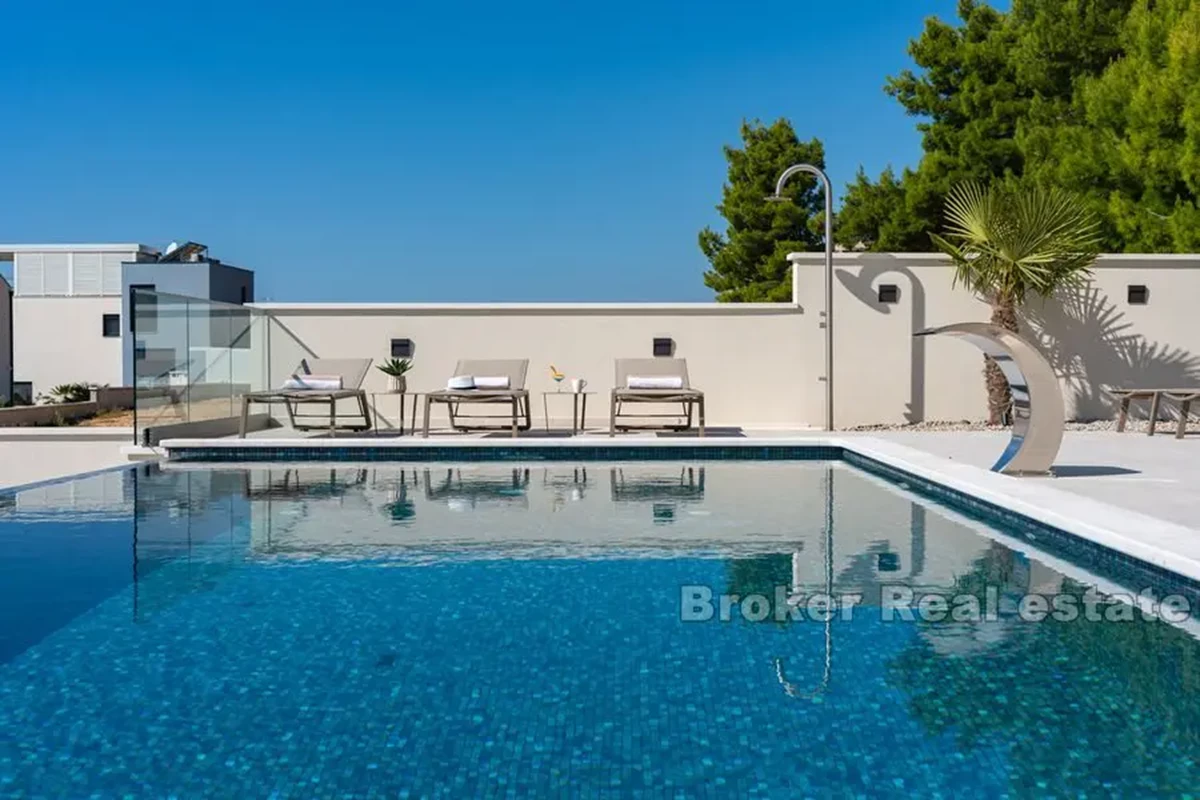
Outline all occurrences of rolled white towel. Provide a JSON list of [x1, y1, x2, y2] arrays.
[[282, 375, 343, 391], [473, 376, 511, 389], [446, 375, 476, 390], [627, 375, 684, 390]]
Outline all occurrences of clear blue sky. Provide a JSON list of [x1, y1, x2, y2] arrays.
[[0, 0, 959, 302]]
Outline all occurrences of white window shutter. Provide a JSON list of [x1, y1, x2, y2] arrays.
[[72, 253, 103, 295], [15, 253, 44, 296], [43, 253, 70, 295], [101, 253, 125, 295]]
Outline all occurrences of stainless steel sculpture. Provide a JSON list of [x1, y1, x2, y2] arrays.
[[914, 323, 1064, 475]]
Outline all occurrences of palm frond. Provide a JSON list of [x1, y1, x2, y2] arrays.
[[934, 182, 1100, 302]]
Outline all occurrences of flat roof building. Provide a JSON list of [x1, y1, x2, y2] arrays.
[[0, 243, 252, 397]]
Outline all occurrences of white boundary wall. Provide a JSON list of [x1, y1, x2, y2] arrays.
[[790, 252, 1200, 427], [251, 253, 1200, 429], [254, 303, 811, 429]]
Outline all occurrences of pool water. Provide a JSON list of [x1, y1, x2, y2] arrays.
[[1, 462, 1198, 797]]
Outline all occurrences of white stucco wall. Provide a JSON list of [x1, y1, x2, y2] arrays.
[[13, 297, 124, 396], [250, 253, 1200, 429], [0, 277, 12, 403], [252, 303, 814, 429], [790, 252, 1200, 427]]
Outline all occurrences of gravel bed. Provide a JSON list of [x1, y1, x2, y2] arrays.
[[846, 419, 1200, 433]]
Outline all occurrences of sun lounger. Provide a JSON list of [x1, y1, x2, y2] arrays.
[[609, 358, 705, 436], [1106, 387, 1200, 439], [422, 359, 531, 437], [239, 358, 373, 438]]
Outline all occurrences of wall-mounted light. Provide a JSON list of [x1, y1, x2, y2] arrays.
[[877, 284, 900, 304], [877, 552, 900, 572], [1128, 285, 1149, 305], [391, 338, 414, 357], [652, 337, 674, 357]]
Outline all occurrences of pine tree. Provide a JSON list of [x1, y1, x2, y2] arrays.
[[699, 119, 826, 302]]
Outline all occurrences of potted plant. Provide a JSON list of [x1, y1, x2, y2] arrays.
[[377, 358, 413, 393]]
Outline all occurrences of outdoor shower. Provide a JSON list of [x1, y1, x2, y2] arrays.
[[769, 163, 835, 431]]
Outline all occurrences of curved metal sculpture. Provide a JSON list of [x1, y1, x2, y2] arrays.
[[914, 323, 1064, 476]]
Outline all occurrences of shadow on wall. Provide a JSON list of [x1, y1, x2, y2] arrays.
[[1022, 285, 1200, 420], [836, 255, 927, 423]]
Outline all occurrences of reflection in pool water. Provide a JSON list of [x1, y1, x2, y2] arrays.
[[0, 461, 1198, 796]]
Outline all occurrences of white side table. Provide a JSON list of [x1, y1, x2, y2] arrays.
[[541, 391, 594, 435], [369, 392, 422, 436]]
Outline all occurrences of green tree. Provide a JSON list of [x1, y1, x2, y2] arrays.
[[838, 0, 1022, 250], [1021, 0, 1200, 251], [838, 0, 1132, 251], [931, 181, 1101, 423], [835, 167, 923, 251], [699, 119, 826, 302]]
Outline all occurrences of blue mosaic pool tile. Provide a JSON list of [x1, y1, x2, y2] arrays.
[[168, 442, 1200, 603], [5, 460, 1200, 795]]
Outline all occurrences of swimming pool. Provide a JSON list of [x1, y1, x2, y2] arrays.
[[2, 460, 1198, 797]]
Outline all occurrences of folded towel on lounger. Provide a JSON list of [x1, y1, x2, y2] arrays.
[[473, 376, 511, 389], [282, 375, 343, 391], [627, 376, 684, 390], [446, 375, 476, 390]]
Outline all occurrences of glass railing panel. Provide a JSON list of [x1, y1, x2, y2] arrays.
[[133, 291, 271, 443], [132, 290, 314, 443], [131, 290, 195, 436]]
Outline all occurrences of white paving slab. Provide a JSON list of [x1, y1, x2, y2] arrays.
[[856, 430, 1200, 532]]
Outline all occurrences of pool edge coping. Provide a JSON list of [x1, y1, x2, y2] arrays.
[[0, 462, 137, 496], [837, 436, 1200, 588]]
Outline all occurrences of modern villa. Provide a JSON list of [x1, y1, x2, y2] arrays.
[[5, 0, 1200, 790], [2, 228, 1200, 797], [5, 242, 1198, 430], [0, 242, 253, 401]]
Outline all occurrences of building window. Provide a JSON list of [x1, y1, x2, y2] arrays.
[[129, 284, 157, 334], [102, 314, 120, 338], [11, 382, 33, 405]]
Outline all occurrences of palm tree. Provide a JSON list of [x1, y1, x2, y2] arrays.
[[931, 182, 1101, 424]]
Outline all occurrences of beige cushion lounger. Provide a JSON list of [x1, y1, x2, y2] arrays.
[[610, 358, 705, 436], [1106, 387, 1200, 439], [239, 358, 373, 438], [423, 359, 532, 438]]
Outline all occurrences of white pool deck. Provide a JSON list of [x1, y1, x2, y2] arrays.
[[864, 430, 1200, 532], [4, 426, 1199, 586]]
